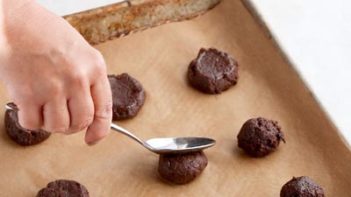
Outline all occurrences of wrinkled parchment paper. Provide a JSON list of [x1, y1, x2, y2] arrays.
[[0, 0, 350, 196]]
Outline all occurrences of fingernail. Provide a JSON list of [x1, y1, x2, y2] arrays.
[[86, 137, 105, 146], [87, 140, 99, 146]]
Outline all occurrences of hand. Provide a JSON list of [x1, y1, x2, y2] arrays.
[[0, 0, 112, 144]]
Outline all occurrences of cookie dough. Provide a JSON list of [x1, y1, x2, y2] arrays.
[[280, 176, 325, 197], [158, 151, 208, 184], [187, 48, 239, 94], [5, 103, 50, 146], [37, 179, 89, 197], [237, 117, 285, 157], [108, 73, 146, 120]]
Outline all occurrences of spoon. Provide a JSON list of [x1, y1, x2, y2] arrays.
[[110, 123, 215, 154], [5, 104, 216, 154]]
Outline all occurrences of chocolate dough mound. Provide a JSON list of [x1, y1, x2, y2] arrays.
[[237, 117, 285, 157], [108, 73, 146, 120], [280, 176, 325, 197], [158, 151, 208, 184], [187, 48, 239, 94], [5, 103, 50, 146], [37, 179, 89, 197]]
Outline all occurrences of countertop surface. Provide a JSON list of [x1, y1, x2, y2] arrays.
[[37, 0, 351, 145], [247, 0, 351, 145], [37, 0, 123, 16]]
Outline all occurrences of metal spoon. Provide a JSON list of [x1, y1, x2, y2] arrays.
[[5, 104, 216, 154], [110, 123, 215, 154]]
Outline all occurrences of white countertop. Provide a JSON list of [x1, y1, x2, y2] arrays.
[[37, 0, 351, 144], [248, 0, 351, 144], [37, 0, 123, 16]]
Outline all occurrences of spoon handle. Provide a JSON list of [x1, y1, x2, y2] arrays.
[[110, 123, 145, 146]]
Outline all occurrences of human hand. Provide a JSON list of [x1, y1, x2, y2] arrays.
[[0, 0, 112, 144]]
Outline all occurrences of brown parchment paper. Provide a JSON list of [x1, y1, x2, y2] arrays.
[[0, 0, 350, 196]]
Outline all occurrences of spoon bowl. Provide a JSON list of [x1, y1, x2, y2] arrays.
[[145, 137, 216, 154]]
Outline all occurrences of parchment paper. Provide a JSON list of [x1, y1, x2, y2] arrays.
[[0, 0, 350, 196]]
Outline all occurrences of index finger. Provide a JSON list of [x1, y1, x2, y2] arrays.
[[85, 75, 112, 145]]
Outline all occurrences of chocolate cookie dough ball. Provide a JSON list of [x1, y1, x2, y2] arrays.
[[158, 151, 208, 184], [4, 103, 51, 146], [37, 179, 89, 197], [187, 48, 239, 94], [237, 117, 285, 157], [280, 176, 325, 197], [108, 73, 146, 120]]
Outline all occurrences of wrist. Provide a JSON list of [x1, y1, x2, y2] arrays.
[[2, 0, 56, 51], [1, 0, 33, 12], [0, 0, 38, 62], [0, 8, 8, 61]]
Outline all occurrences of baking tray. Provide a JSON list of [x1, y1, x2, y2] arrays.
[[0, 0, 350, 196], [64, 0, 221, 44]]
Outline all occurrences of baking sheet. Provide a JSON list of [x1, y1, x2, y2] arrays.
[[0, 0, 350, 196]]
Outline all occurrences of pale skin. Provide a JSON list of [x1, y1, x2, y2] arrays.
[[0, 0, 113, 145]]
